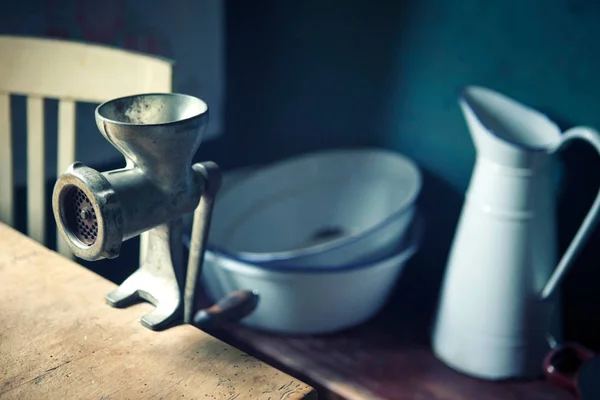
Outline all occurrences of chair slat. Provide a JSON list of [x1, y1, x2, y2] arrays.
[[56, 99, 76, 257], [57, 100, 76, 174], [0, 94, 13, 226], [0, 36, 173, 103], [26, 96, 45, 244]]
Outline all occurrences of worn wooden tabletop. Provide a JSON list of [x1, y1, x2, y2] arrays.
[[0, 223, 317, 400]]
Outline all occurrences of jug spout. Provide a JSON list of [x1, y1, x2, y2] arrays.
[[460, 86, 562, 169]]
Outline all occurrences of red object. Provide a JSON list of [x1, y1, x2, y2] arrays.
[[543, 342, 596, 398]]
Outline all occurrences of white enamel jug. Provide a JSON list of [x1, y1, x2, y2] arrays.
[[432, 86, 600, 380]]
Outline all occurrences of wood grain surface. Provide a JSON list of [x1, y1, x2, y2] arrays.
[[214, 325, 574, 400], [0, 223, 317, 400]]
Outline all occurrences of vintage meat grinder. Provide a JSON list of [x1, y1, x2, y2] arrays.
[[52, 93, 258, 331]]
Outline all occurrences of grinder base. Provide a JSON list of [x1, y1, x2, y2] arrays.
[[106, 219, 185, 331]]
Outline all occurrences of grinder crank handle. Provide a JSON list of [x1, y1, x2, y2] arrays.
[[184, 161, 221, 324], [193, 290, 259, 330], [184, 162, 259, 328]]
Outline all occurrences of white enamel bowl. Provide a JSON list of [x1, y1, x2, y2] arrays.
[[185, 215, 423, 334], [208, 148, 422, 268]]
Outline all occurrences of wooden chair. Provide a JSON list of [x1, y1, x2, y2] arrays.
[[0, 35, 173, 257]]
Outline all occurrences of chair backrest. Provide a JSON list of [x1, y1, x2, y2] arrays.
[[0, 35, 173, 256]]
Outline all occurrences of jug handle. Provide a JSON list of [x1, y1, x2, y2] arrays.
[[541, 126, 600, 300]]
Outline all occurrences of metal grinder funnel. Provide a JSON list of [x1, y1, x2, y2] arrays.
[[53, 93, 258, 331]]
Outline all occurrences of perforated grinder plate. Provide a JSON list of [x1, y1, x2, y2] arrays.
[[63, 187, 98, 245]]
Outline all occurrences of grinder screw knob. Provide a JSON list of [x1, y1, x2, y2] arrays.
[[80, 209, 91, 221]]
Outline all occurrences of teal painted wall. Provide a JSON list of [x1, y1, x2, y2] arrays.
[[382, 0, 600, 192]]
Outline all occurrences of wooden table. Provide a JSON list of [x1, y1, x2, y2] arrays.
[[0, 223, 317, 400], [210, 323, 574, 400]]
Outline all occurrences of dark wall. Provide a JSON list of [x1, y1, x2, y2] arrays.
[[199, 1, 400, 169]]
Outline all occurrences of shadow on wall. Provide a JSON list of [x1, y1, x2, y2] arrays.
[[378, 167, 464, 344], [559, 142, 600, 349], [549, 111, 600, 349], [197, 0, 411, 169]]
